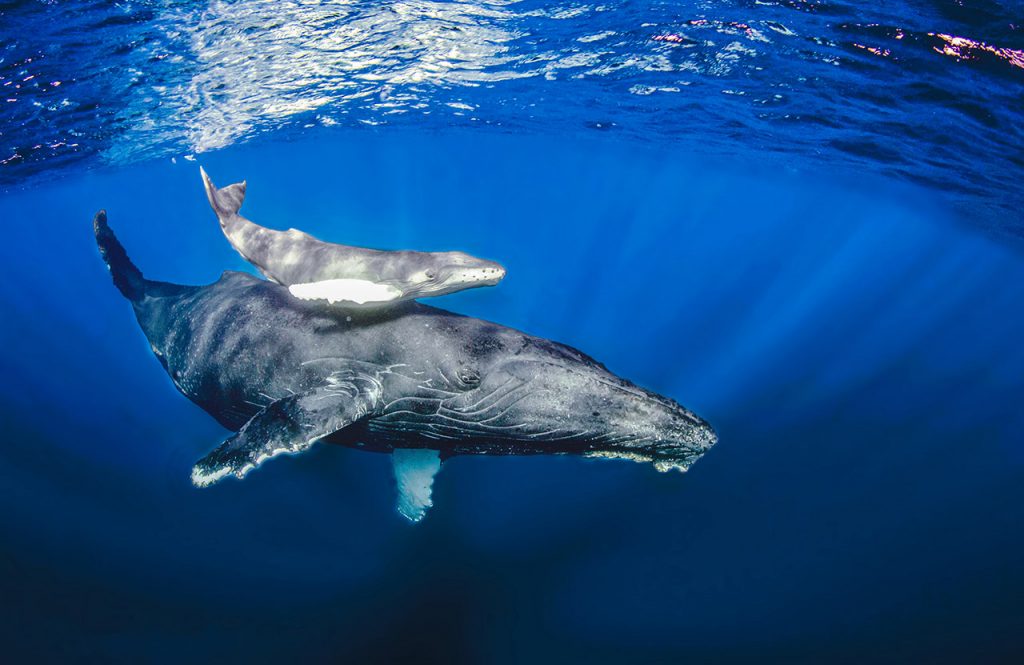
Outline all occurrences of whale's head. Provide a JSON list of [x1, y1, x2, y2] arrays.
[[408, 251, 506, 298], [389, 332, 717, 472]]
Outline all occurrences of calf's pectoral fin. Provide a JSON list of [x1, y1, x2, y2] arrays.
[[288, 279, 403, 306], [392, 449, 442, 523], [191, 382, 379, 487]]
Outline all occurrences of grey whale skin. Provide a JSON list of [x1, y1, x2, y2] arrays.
[[201, 167, 506, 306], [95, 211, 716, 520]]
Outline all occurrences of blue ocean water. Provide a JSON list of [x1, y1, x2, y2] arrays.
[[1, 1, 1023, 662]]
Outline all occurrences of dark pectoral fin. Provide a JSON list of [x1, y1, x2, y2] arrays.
[[191, 381, 379, 487]]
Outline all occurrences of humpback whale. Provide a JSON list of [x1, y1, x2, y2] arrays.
[[95, 210, 716, 521], [200, 167, 506, 307]]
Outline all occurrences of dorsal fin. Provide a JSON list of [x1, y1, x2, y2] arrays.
[[200, 166, 246, 219]]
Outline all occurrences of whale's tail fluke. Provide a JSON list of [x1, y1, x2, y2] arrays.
[[200, 166, 246, 222], [94, 210, 146, 302]]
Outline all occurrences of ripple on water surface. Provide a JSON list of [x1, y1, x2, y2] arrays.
[[0, 0, 1021, 234]]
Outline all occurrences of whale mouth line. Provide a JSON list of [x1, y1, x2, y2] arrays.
[[583, 437, 713, 468], [413, 270, 504, 295], [370, 401, 712, 451]]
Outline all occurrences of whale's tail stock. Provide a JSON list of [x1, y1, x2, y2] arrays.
[[94, 209, 188, 304], [199, 166, 246, 222], [94, 210, 147, 302]]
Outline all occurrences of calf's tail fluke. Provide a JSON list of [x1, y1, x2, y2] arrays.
[[94, 210, 145, 302], [199, 166, 246, 221]]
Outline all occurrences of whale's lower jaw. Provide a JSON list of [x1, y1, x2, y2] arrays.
[[582, 450, 699, 473], [327, 426, 713, 475], [288, 279, 403, 305]]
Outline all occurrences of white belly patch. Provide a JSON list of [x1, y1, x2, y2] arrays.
[[288, 279, 403, 305]]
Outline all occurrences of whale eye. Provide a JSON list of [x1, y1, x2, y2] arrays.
[[425, 270, 437, 281], [457, 366, 480, 387]]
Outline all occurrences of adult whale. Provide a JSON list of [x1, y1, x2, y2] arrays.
[[95, 211, 716, 521], [200, 167, 506, 306]]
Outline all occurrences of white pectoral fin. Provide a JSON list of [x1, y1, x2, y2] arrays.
[[288, 279, 403, 305], [192, 381, 378, 487], [392, 448, 442, 523]]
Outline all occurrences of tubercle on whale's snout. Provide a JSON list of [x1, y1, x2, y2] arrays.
[[640, 412, 718, 470], [411, 267, 506, 298], [600, 384, 718, 467], [454, 264, 505, 283]]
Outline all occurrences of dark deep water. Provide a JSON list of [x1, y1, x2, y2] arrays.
[[2, 1, 1023, 662]]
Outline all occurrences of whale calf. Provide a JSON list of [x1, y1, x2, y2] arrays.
[[95, 210, 716, 521], [200, 167, 506, 307]]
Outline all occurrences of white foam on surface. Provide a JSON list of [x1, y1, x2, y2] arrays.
[[288, 279, 402, 305]]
